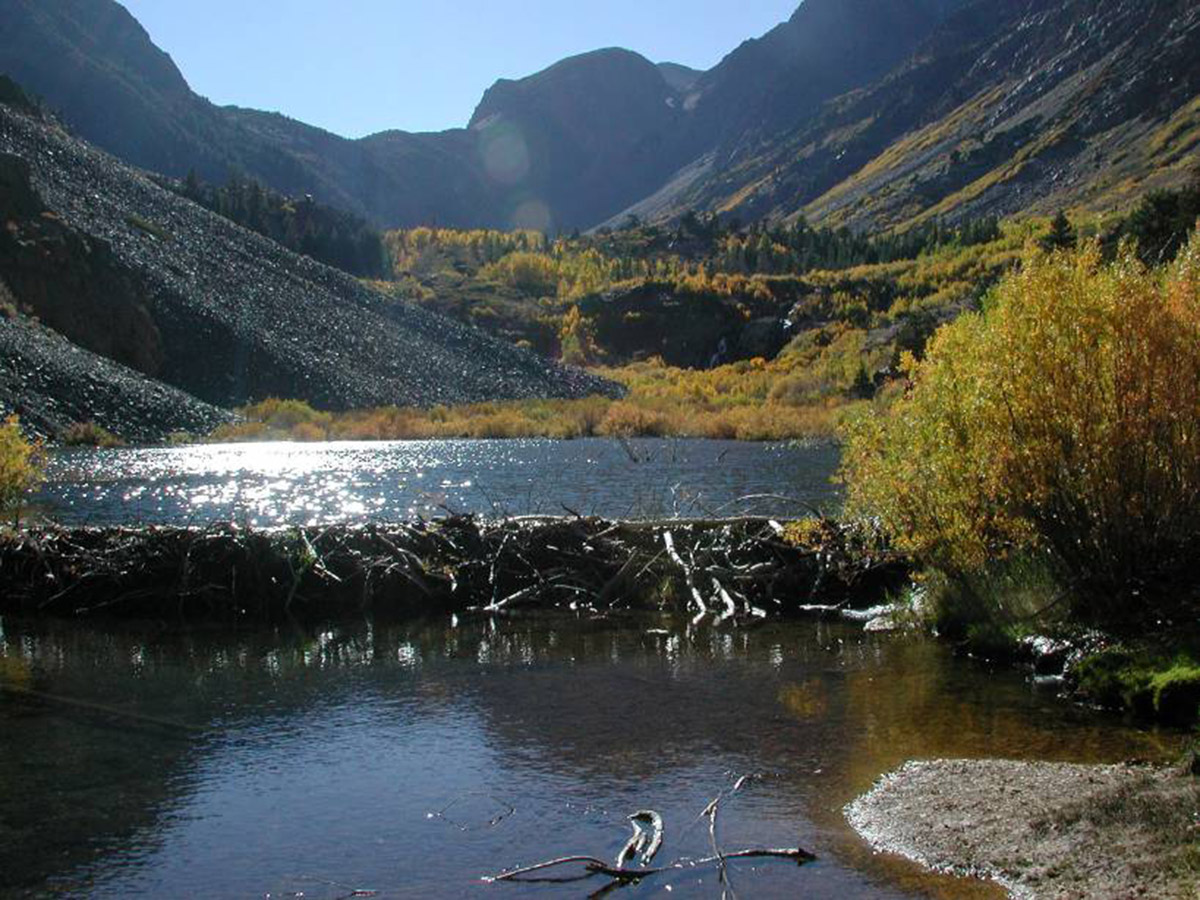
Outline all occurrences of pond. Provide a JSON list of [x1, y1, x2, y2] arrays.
[[0, 614, 1178, 898], [34, 438, 842, 527]]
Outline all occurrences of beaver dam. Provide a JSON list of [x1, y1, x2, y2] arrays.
[[0, 515, 907, 621]]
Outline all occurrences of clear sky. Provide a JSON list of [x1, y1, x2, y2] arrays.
[[119, 0, 800, 138]]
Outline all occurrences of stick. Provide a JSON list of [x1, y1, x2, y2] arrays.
[[616, 820, 647, 868], [0, 683, 204, 734], [485, 847, 813, 883], [631, 810, 664, 865]]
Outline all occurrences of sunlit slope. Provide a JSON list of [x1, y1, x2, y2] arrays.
[[614, 0, 1200, 230]]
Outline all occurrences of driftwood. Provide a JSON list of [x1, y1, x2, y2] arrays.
[[484, 848, 814, 883], [0, 515, 908, 621], [484, 776, 815, 890]]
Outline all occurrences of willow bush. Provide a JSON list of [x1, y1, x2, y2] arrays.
[[842, 233, 1200, 620], [0, 416, 43, 525]]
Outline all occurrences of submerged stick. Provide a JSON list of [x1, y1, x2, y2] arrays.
[[696, 774, 756, 899], [0, 683, 204, 734]]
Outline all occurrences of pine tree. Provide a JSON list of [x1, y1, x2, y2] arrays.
[[1041, 211, 1076, 251]]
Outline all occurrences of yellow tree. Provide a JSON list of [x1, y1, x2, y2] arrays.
[[0, 416, 44, 526]]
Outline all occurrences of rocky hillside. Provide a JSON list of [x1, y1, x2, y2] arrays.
[[0, 307, 232, 443], [0, 99, 617, 415], [614, 0, 1200, 229], [0, 0, 1196, 235]]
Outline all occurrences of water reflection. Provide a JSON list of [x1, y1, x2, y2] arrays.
[[34, 438, 842, 526], [0, 616, 1179, 898]]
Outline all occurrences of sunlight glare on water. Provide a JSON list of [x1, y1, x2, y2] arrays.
[[36, 438, 842, 526]]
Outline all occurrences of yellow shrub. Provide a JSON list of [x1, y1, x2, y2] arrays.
[[597, 402, 669, 437], [842, 234, 1200, 611], [0, 416, 43, 524], [480, 252, 559, 296]]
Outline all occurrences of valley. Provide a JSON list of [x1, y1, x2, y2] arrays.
[[0, 2, 1198, 898]]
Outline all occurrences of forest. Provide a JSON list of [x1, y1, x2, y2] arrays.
[[165, 170, 393, 279]]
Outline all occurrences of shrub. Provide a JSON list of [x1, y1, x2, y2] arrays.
[[597, 402, 668, 437], [842, 233, 1200, 620], [0, 416, 44, 524], [62, 421, 123, 448], [480, 252, 559, 296], [1151, 664, 1200, 726], [242, 398, 332, 431], [1072, 649, 1200, 725]]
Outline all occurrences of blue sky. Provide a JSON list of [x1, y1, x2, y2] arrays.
[[120, 0, 800, 138]]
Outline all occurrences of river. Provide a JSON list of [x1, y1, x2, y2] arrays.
[[9, 438, 1183, 898]]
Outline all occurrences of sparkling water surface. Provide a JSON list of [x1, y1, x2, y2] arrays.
[[36, 438, 842, 526]]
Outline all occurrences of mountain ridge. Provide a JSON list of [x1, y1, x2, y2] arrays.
[[1, 0, 1196, 235]]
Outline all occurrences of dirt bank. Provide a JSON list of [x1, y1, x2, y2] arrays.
[[847, 758, 1199, 899]]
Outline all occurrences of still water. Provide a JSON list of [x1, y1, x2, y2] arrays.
[[0, 614, 1178, 899], [34, 438, 841, 527]]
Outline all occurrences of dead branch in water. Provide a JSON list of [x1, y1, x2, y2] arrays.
[[484, 847, 814, 884], [0, 515, 908, 622], [484, 779, 813, 890], [702, 774, 753, 900]]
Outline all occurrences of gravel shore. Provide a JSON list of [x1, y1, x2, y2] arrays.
[[847, 758, 1199, 899]]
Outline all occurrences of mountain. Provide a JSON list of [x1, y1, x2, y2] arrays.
[[611, 0, 1200, 229], [0, 98, 617, 419], [0, 0, 967, 233], [1, 0, 1196, 236], [682, 0, 967, 151], [0, 0, 497, 227], [466, 48, 694, 230]]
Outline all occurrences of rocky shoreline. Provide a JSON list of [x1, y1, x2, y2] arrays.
[[847, 758, 1199, 899]]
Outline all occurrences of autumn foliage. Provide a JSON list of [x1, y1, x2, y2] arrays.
[[0, 416, 43, 524], [842, 233, 1200, 616]]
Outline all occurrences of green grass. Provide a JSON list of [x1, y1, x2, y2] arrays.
[[125, 214, 171, 242], [1072, 648, 1200, 726]]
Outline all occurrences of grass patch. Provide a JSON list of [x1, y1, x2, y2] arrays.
[[1072, 648, 1200, 726], [61, 421, 124, 448], [125, 214, 171, 242]]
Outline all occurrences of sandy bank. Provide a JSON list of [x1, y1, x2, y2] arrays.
[[847, 758, 1198, 899]]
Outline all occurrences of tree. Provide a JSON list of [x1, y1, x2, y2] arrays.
[[843, 234, 1200, 619], [1041, 210, 1076, 252], [1121, 174, 1200, 264], [0, 416, 43, 526], [559, 304, 597, 366]]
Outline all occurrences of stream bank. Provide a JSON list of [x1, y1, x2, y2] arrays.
[[847, 758, 1199, 899]]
